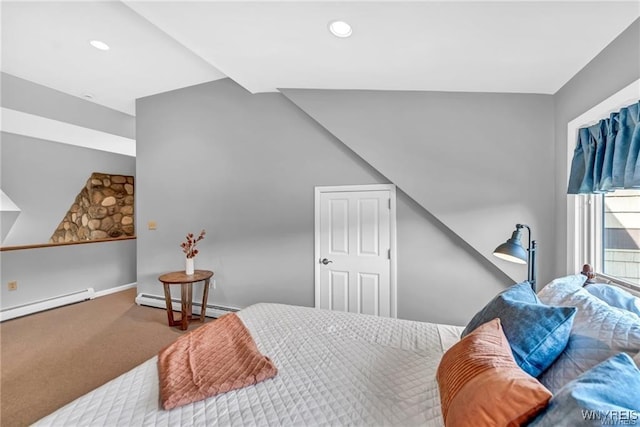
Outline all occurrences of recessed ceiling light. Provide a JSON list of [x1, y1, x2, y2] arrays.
[[329, 21, 352, 38], [89, 40, 110, 51]]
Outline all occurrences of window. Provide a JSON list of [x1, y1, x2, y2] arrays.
[[574, 190, 640, 290], [603, 189, 640, 285], [566, 79, 640, 293]]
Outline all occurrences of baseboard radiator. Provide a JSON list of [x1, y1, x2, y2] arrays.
[[135, 293, 239, 319], [0, 288, 95, 322]]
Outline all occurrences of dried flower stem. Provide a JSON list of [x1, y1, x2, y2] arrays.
[[180, 229, 206, 258]]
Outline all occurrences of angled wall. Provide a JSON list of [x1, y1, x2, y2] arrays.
[[553, 19, 640, 277], [136, 78, 510, 325], [282, 89, 556, 286], [1, 134, 135, 246], [1, 74, 136, 310], [1, 73, 135, 139]]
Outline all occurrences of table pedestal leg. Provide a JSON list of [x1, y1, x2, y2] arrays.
[[162, 282, 176, 327], [201, 278, 211, 322], [181, 283, 192, 331]]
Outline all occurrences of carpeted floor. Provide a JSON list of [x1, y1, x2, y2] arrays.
[[0, 288, 207, 426]]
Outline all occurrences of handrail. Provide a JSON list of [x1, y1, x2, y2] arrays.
[[0, 235, 136, 252]]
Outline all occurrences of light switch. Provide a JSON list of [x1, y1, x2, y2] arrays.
[[148, 220, 157, 230]]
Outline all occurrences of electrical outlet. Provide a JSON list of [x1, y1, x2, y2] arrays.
[[148, 220, 157, 230], [8, 281, 17, 291], [211, 279, 217, 290]]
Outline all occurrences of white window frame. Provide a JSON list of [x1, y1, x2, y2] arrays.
[[566, 79, 640, 296], [572, 194, 603, 274]]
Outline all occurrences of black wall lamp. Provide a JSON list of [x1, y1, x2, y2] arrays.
[[493, 224, 537, 291]]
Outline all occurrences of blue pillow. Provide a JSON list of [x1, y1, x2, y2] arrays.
[[529, 353, 640, 426], [462, 281, 576, 378], [585, 283, 640, 317]]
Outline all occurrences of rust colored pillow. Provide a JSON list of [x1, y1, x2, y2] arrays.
[[436, 318, 551, 427], [158, 313, 277, 410]]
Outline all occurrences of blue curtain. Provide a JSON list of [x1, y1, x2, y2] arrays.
[[567, 101, 640, 194]]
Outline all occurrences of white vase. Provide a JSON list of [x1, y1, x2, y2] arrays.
[[185, 258, 194, 275]]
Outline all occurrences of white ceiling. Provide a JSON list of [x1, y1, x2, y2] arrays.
[[1, 1, 225, 115], [2, 1, 639, 116]]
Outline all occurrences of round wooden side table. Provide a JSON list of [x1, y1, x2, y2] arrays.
[[158, 269, 214, 330]]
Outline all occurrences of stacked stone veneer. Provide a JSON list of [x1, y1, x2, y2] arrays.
[[50, 173, 135, 243]]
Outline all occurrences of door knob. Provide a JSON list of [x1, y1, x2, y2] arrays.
[[320, 258, 333, 265]]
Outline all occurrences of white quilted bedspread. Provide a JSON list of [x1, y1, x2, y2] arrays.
[[537, 279, 640, 393], [36, 303, 458, 427]]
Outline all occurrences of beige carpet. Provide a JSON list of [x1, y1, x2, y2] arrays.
[[0, 288, 207, 426]]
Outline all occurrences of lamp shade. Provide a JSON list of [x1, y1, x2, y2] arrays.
[[493, 230, 527, 264]]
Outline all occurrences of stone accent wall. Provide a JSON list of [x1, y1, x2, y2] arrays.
[[49, 173, 135, 243]]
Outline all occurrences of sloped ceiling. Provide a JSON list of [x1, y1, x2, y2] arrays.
[[2, 1, 638, 114], [1, 190, 21, 243], [282, 89, 556, 283], [1, 1, 224, 114], [125, 1, 639, 95]]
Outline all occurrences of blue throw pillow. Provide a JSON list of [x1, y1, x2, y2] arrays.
[[529, 353, 640, 427], [462, 281, 576, 378], [585, 283, 640, 317]]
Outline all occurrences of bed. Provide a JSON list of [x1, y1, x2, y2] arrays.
[[35, 270, 640, 426], [35, 303, 464, 426]]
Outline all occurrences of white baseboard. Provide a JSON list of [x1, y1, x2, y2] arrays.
[[1, 288, 95, 322], [1, 283, 137, 322], [135, 293, 240, 318], [94, 282, 137, 298]]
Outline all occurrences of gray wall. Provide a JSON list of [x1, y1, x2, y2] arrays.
[[1, 73, 135, 139], [553, 19, 640, 278], [135, 79, 386, 309], [136, 78, 513, 325], [1, 74, 137, 311], [396, 189, 509, 325], [1, 240, 136, 308], [282, 89, 556, 287], [1, 133, 135, 245]]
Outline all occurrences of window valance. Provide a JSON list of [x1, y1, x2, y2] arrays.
[[567, 101, 640, 194]]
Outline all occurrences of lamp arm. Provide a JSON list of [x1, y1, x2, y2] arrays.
[[516, 224, 536, 291], [530, 240, 537, 291]]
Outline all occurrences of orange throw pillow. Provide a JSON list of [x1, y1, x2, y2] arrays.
[[436, 318, 551, 427], [158, 313, 277, 410]]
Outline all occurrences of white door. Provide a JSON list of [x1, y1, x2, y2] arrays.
[[315, 185, 397, 317]]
